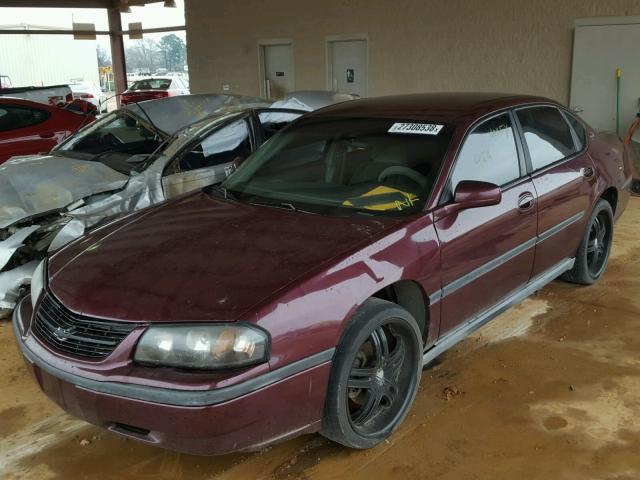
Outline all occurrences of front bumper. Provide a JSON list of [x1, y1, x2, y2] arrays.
[[13, 299, 333, 455]]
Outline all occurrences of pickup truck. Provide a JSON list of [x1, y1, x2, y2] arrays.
[[0, 84, 73, 107]]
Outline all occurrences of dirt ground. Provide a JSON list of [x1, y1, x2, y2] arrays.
[[2, 198, 640, 480]]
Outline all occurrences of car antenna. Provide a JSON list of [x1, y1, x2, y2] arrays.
[[129, 98, 161, 135]]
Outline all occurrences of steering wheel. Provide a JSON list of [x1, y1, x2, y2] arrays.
[[100, 132, 123, 147], [378, 166, 428, 189]]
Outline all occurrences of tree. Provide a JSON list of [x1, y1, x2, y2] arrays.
[[125, 39, 159, 74], [158, 34, 186, 72], [96, 44, 111, 68]]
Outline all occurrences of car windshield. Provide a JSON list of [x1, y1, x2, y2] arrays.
[[222, 117, 454, 217], [54, 110, 165, 175], [129, 78, 171, 91]]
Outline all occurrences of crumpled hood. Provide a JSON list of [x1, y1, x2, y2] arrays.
[[0, 154, 129, 229], [48, 192, 398, 322]]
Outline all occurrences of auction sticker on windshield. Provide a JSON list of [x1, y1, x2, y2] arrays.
[[388, 123, 443, 135]]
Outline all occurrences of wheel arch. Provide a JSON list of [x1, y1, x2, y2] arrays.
[[372, 280, 430, 343], [600, 186, 618, 215]]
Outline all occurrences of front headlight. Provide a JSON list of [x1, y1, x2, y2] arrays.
[[30, 260, 46, 310], [134, 324, 269, 370]]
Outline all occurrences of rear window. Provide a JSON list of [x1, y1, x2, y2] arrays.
[[129, 78, 171, 91], [70, 83, 90, 92]]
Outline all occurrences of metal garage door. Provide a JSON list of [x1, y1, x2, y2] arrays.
[[571, 18, 640, 134]]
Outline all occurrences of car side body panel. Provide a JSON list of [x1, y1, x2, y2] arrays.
[[529, 152, 596, 278], [588, 130, 632, 220], [434, 177, 538, 335], [248, 214, 443, 370]]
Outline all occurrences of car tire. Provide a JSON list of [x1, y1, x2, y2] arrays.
[[321, 298, 423, 449], [562, 199, 614, 285]]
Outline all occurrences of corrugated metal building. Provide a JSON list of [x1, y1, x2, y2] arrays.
[[0, 24, 99, 87]]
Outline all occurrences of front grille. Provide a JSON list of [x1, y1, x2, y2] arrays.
[[33, 293, 137, 359]]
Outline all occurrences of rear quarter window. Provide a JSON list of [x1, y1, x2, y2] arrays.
[[564, 112, 587, 151]]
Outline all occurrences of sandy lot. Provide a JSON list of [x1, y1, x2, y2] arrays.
[[1, 197, 640, 480]]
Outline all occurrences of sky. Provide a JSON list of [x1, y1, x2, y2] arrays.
[[0, 1, 186, 48]]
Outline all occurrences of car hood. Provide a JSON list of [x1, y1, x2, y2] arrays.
[[48, 192, 399, 322], [0, 154, 129, 229]]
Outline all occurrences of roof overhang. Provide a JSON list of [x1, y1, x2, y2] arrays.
[[0, 1, 162, 8]]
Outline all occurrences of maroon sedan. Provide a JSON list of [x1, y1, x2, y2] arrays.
[[15, 93, 631, 455], [121, 77, 189, 105]]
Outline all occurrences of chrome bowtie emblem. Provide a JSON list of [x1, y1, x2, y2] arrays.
[[53, 326, 71, 342]]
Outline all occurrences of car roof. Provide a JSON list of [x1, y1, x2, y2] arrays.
[[308, 92, 558, 125], [124, 93, 271, 135], [0, 97, 53, 109]]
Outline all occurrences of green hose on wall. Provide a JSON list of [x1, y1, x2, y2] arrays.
[[616, 68, 622, 137]]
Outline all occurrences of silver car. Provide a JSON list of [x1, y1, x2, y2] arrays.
[[0, 93, 321, 316]]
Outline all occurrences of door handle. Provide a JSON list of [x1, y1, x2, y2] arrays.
[[583, 167, 594, 178], [518, 192, 535, 211]]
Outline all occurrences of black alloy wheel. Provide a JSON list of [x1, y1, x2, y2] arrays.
[[347, 323, 412, 436], [562, 199, 614, 285], [321, 298, 422, 449], [586, 211, 611, 278]]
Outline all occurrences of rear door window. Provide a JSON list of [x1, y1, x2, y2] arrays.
[[449, 113, 521, 191], [516, 106, 577, 170], [168, 119, 252, 174]]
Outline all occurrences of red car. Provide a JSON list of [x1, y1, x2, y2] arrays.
[[15, 93, 631, 455], [121, 77, 190, 105], [0, 98, 94, 164]]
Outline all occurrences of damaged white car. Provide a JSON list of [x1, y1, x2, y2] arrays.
[[0, 93, 320, 317]]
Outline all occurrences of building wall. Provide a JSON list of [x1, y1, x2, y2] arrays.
[[0, 32, 99, 88], [185, 0, 640, 104]]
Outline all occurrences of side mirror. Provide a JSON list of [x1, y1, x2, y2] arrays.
[[437, 180, 501, 218]]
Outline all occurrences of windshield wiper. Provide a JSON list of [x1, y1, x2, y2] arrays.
[[248, 200, 315, 215], [205, 184, 239, 201], [90, 149, 122, 162]]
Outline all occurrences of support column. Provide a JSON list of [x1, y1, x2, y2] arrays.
[[107, 7, 126, 107]]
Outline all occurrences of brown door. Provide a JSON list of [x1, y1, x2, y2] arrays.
[[261, 44, 294, 100]]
